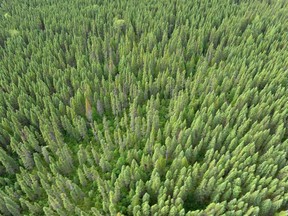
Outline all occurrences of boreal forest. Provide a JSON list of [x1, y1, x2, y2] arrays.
[[0, 0, 288, 215]]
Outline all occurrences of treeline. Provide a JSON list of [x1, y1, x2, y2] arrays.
[[0, 0, 288, 215]]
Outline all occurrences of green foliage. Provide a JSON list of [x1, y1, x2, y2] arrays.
[[114, 19, 126, 32], [0, 0, 288, 215]]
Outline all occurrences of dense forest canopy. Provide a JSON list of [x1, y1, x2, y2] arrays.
[[0, 0, 288, 215]]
